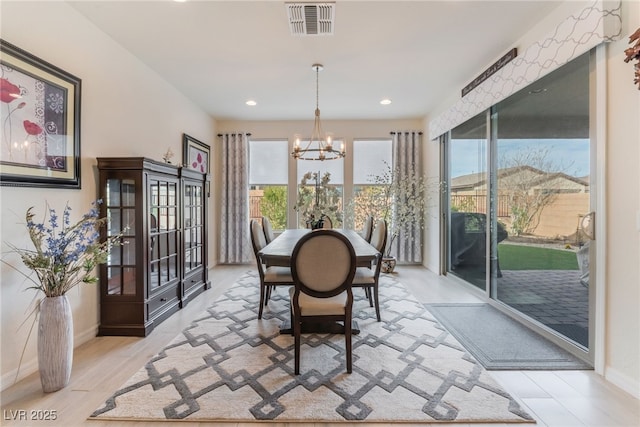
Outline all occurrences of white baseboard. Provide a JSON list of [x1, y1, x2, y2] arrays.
[[0, 324, 98, 392], [605, 366, 640, 399], [1, 357, 38, 392]]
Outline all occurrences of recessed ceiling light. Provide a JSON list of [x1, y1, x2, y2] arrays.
[[246, 100, 257, 106], [380, 98, 392, 105], [174, 0, 187, 3]]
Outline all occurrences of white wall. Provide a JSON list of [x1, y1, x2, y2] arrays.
[[423, 0, 640, 398], [0, 2, 216, 390], [603, 0, 640, 398]]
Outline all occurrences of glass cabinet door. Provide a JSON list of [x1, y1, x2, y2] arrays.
[[105, 178, 137, 295], [148, 178, 179, 290], [183, 181, 204, 273]]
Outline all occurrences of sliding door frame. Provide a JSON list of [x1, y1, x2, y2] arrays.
[[440, 48, 605, 367]]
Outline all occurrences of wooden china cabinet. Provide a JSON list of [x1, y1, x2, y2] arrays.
[[97, 157, 210, 336]]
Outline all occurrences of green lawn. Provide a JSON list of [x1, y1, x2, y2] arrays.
[[498, 243, 579, 270]]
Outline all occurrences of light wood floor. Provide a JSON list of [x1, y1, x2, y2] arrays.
[[2, 265, 638, 426]]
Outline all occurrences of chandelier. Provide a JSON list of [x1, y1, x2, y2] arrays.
[[291, 64, 345, 161]]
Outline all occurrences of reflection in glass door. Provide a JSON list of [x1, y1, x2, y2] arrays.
[[493, 53, 591, 349], [448, 113, 487, 292], [445, 51, 593, 354]]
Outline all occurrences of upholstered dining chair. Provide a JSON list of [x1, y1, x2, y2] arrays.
[[356, 215, 374, 268], [249, 219, 294, 319], [352, 219, 387, 322], [361, 215, 374, 243], [261, 216, 275, 244], [290, 229, 357, 375]]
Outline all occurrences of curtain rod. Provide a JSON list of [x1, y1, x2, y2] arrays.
[[390, 131, 423, 135], [217, 133, 252, 137]]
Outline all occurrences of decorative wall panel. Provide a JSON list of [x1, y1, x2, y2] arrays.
[[429, 0, 622, 140]]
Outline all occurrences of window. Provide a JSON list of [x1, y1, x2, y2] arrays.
[[351, 139, 392, 230], [249, 140, 288, 230], [295, 140, 344, 228]]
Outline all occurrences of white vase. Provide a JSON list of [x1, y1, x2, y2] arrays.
[[38, 295, 73, 393]]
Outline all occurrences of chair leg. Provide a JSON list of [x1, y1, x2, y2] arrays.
[[373, 283, 381, 322], [361, 287, 374, 307], [258, 284, 266, 319], [345, 316, 352, 374], [265, 285, 272, 304], [294, 312, 301, 375]]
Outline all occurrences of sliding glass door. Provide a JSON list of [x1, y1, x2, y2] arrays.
[[445, 51, 593, 356], [492, 53, 592, 349], [448, 113, 488, 292]]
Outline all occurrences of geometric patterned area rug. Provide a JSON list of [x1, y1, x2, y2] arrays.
[[90, 272, 535, 423]]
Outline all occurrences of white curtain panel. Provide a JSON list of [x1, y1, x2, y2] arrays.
[[392, 131, 423, 263], [220, 133, 251, 263]]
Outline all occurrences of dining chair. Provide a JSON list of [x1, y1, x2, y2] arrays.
[[361, 215, 374, 243], [261, 216, 275, 244], [356, 215, 374, 268], [249, 219, 294, 319], [352, 219, 387, 322], [290, 229, 357, 374]]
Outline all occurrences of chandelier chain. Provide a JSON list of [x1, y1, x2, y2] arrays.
[[291, 64, 346, 161]]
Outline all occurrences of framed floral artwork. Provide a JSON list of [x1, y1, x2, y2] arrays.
[[183, 133, 210, 175], [0, 39, 81, 188]]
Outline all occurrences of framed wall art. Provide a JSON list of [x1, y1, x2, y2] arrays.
[[183, 133, 210, 175], [0, 39, 82, 188]]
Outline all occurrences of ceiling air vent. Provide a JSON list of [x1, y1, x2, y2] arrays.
[[286, 3, 335, 36]]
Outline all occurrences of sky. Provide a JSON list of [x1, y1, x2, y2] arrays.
[[450, 138, 590, 179]]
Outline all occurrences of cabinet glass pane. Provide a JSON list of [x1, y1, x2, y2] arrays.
[[122, 267, 136, 295], [169, 183, 177, 205], [109, 244, 122, 265], [123, 237, 136, 265], [169, 207, 177, 230], [150, 183, 159, 207], [150, 262, 160, 288], [108, 209, 121, 237], [150, 235, 159, 262], [169, 255, 178, 279], [106, 179, 121, 206], [185, 228, 192, 247], [122, 179, 136, 206], [150, 209, 159, 232], [185, 207, 192, 228], [169, 231, 177, 255], [123, 208, 136, 234], [185, 249, 192, 271], [160, 259, 169, 285], [107, 267, 121, 295], [159, 182, 167, 206], [158, 208, 167, 231]]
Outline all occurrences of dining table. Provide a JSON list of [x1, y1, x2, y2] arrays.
[[258, 228, 379, 267], [258, 228, 380, 335]]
